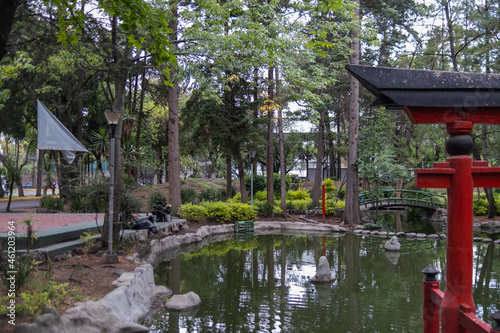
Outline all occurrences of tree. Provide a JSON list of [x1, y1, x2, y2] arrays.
[[343, 0, 361, 225]]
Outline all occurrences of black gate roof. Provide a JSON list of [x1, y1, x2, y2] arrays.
[[345, 65, 500, 109]]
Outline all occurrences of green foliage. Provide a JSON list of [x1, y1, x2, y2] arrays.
[[17, 292, 51, 317], [324, 200, 345, 217], [286, 186, 310, 200], [273, 173, 292, 194], [68, 176, 108, 213], [255, 201, 283, 218], [1, 257, 37, 292], [148, 191, 166, 209], [120, 190, 142, 221], [199, 187, 225, 202], [80, 231, 98, 253], [287, 199, 313, 210], [473, 198, 489, 216], [337, 187, 346, 200], [230, 193, 242, 203], [179, 203, 208, 223], [203, 201, 232, 223], [323, 178, 336, 199], [245, 174, 266, 193], [254, 191, 267, 201], [181, 188, 197, 204], [228, 202, 257, 222], [39, 195, 64, 211]]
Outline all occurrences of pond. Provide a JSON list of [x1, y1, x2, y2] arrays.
[[144, 232, 500, 333]]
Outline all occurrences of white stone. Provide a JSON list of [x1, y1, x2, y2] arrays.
[[311, 256, 335, 283], [165, 291, 201, 311], [384, 236, 401, 252]]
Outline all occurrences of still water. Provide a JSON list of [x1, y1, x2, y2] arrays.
[[145, 232, 500, 333]]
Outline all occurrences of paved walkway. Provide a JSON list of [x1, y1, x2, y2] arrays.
[[0, 213, 104, 233]]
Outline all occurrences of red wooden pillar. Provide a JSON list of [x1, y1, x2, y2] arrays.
[[417, 121, 500, 332], [442, 156, 475, 332]]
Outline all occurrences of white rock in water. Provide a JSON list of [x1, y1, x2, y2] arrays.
[[385, 236, 401, 251], [165, 291, 201, 311], [311, 256, 336, 283]]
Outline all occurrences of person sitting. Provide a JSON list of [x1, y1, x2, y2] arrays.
[[128, 214, 158, 233], [163, 204, 172, 222], [152, 200, 166, 222]]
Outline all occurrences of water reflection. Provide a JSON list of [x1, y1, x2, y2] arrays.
[[145, 233, 500, 332]]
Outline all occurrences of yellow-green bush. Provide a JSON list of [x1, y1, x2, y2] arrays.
[[473, 198, 488, 216], [179, 203, 208, 223], [286, 186, 310, 200]]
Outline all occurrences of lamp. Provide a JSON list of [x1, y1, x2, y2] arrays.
[[249, 151, 256, 206], [105, 110, 122, 257]]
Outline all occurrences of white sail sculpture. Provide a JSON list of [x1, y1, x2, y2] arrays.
[[37, 100, 87, 163]]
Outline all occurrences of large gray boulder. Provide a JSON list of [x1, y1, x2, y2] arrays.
[[311, 256, 336, 283]]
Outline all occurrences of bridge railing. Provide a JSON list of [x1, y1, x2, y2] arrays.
[[359, 189, 446, 209]]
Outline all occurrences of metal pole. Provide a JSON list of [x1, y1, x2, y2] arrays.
[[251, 157, 254, 206], [108, 127, 116, 254]]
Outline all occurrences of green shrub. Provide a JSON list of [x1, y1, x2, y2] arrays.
[[181, 188, 197, 204], [199, 187, 223, 202], [68, 175, 108, 213], [120, 190, 142, 221], [254, 191, 267, 201], [245, 174, 266, 193], [204, 201, 232, 223], [179, 203, 207, 223], [40, 195, 64, 211], [337, 187, 346, 200], [148, 191, 166, 209], [473, 198, 488, 216], [17, 292, 51, 317], [230, 193, 242, 202], [286, 186, 310, 200], [289, 199, 313, 210], [1, 257, 37, 292], [273, 173, 291, 194], [255, 201, 283, 218], [229, 202, 257, 221]]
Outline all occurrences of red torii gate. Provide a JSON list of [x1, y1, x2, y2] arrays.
[[346, 65, 500, 333]]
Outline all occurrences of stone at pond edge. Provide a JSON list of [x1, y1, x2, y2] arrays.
[[165, 291, 201, 312], [384, 236, 401, 252], [311, 256, 336, 283]]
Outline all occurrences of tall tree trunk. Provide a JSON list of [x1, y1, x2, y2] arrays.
[[313, 109, 325, 207], [443, 0, 458, 71], [167, 2, 181, 211], [343, 0, 361, 225], [102, 15, 130, 247], [266, 66, 274, 203], [276, 66, 286, 212], [226, 155, 232, 199], [133, 71, 147, 181]]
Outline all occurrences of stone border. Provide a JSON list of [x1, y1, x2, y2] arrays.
[[14, 264, 169, 332]]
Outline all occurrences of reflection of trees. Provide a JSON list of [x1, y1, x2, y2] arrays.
[[345, 233, 361, 333], [148, 234, 465, 332]]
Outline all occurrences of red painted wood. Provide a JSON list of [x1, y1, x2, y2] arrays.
[[440, 156, 475, 333], [404, 106, 500, 124], [423, 280, 442, 333], [458, 304, 491, 333]]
